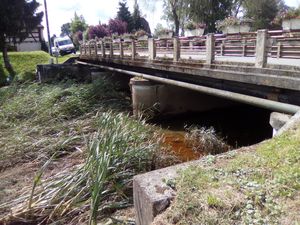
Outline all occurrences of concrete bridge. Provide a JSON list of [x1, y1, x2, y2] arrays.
[[77, 29, 300, 116]]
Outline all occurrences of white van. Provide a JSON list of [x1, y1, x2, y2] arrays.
[[52, 36, 76, 56]]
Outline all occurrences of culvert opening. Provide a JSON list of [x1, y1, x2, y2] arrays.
[[149, 104, 273, 162]]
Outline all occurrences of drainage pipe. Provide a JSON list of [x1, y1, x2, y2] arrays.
[[77, 61, 300, 114]]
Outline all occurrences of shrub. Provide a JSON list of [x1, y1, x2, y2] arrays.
[[87, 24, 109, 40], [108, 18, 128, 35]]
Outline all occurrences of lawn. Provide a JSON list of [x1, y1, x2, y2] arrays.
[[0, 51, 75, 82]]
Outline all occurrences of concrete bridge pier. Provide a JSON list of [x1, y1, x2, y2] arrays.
[[130, 77, 233, 118]]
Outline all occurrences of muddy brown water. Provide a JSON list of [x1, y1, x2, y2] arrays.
[[152, 105, 273, 161]]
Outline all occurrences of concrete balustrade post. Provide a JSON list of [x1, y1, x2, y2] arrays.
[[88, 42, 92, 56], [109, 40, 114, 58], [173, 37, 180, 62], [220, 41, 225, 56], [94, 42, 98, 56], [119, 41, 124, 58], [255, 29, 268, 68], [242, 37, 247, 57], [148, 38, 156, 60], [132, 40, 136, 60], [101, 40, 106, 58], [277, 42, 282, 59], [79, 45, 82, 55], [206, 33, 215, 64]]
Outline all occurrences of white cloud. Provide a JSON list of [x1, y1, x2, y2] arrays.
[[37, 0, 166, 40], [37, 0, 299, 41]]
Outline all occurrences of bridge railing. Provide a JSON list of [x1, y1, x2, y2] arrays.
[[80, 29, 300, 68]]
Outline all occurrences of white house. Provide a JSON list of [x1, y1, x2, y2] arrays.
[[6, 25, 45, 52]]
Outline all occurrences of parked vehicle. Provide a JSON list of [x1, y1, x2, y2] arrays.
[[51, 37, 76, 56]]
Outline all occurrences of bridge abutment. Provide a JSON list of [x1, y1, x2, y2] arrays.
[[130, 77, 233, 118]]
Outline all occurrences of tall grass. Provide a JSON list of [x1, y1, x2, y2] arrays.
[[0, 112, 158, 224], [0, 79, 130, 171]]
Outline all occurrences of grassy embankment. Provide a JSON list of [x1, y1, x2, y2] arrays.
[[0, 51, 73, 82], [0, 80, 161, 224], [155, 122, 300, 224], [0, 51, 162, 224]]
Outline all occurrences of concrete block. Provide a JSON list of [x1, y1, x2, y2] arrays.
[[270, 112, 292, 136], [134, 163, 190, 225]]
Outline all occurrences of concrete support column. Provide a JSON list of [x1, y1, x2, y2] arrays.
[[101, 40, 106, 58], [173, 37, 180, 62], [132, 40, 136, 60], [148, 38, 156, 60], [255, 29, 268, 68], [109, 41, 114, 58], [206, 33, 215, 64], [277, 42, 282, 59], [119, 41, 124, 59], [130, 78, 161, 118]]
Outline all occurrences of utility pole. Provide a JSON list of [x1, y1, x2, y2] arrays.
[[44, 0, 52, 56]]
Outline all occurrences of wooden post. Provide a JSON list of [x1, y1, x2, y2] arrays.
[[101, 40, 105, 58], [173, 37, 180, 62], [148, 38, 156, 60], [277, 42, 282, 59], [132, 40, 136, 60], [119, 41, 124, 58], [255, 29, 268, 68], [206, 33, 215, 64]]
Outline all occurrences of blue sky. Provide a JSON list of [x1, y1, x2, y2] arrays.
[[37, 0, 300, 40]]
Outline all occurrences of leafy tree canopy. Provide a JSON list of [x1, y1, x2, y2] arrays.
[[61, 23, 71, 38], [0, 0, 43, 79], [117, 0, 134, 32], [70, 12, 88, 34]]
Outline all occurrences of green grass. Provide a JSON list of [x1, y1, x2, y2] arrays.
[[0, 51, 75, 82], [158, 125, 300, 225], [0, 77, 161, 224], [0, 79, 130, 171]]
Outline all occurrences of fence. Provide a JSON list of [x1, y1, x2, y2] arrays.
[[80, 29, 300, 68]]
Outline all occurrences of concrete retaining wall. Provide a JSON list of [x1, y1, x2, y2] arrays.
[[36, 64, 91, 83]]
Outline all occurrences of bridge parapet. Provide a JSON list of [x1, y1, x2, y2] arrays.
[[80, 29, 300, 67]]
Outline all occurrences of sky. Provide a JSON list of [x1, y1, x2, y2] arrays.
[[36, 0, 300, 41]]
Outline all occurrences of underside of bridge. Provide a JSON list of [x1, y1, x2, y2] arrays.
[[77, 57, 300, 115]]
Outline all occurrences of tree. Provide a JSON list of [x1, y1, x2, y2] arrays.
[[117, 0, 134, 32], [132, 0, 142, 31], [108, 19, 128, 35], [162, 0, 190, 36], [70, 12, 88, 34], [0, 0, 43, 79], [243, 0, 279, 30], [188, 0, 232, 33], [87, 24, 109, 39], [61, 23, 71, 38]]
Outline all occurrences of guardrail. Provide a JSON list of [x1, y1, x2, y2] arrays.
[[80, 29, 300, 68]]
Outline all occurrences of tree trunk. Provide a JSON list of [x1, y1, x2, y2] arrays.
[[172, 8, 180, 36], [2, 44, 15, 79]]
